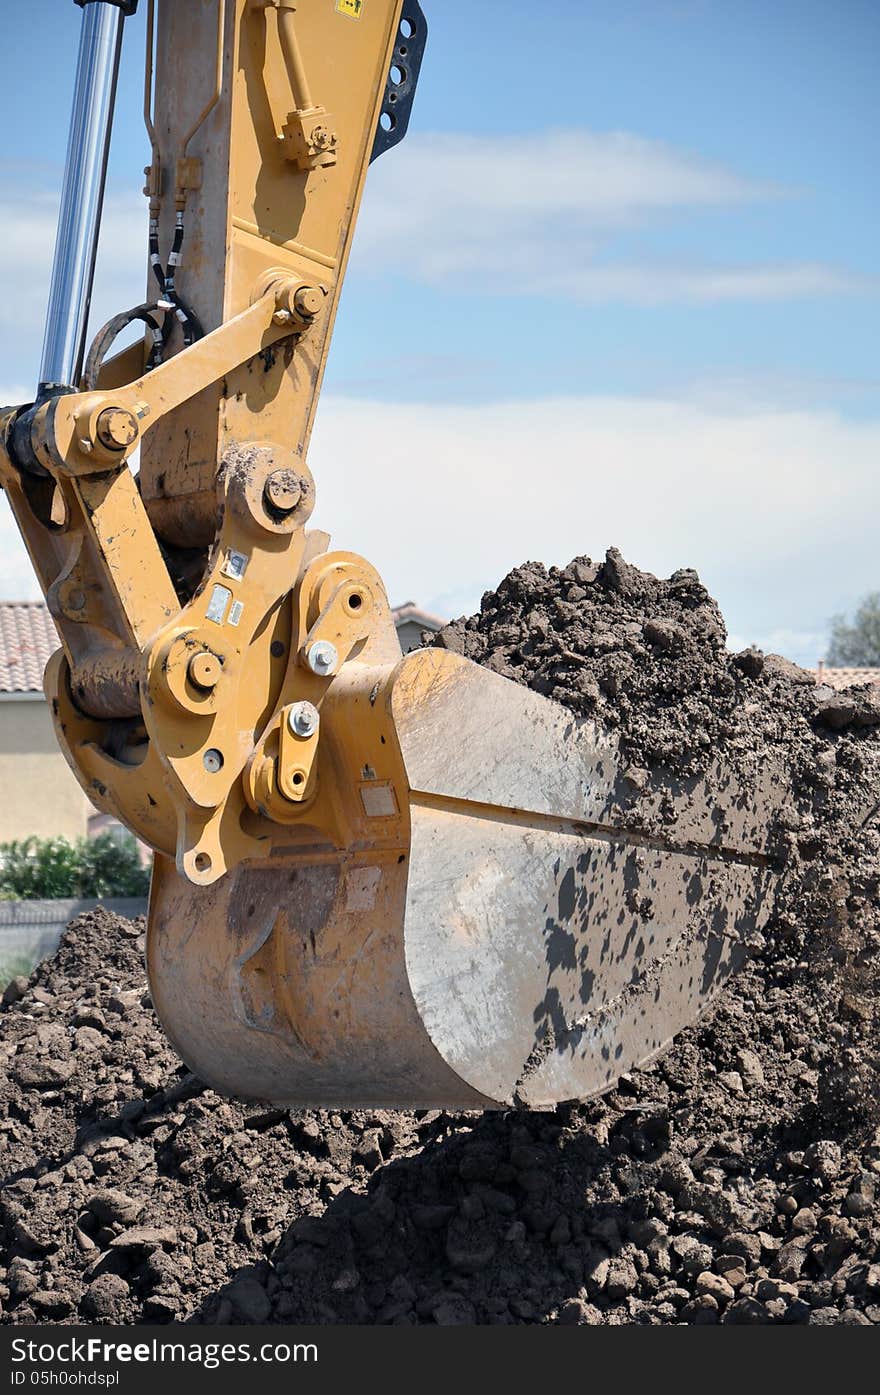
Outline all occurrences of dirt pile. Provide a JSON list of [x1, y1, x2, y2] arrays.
[[1, 549, 879, 1326]]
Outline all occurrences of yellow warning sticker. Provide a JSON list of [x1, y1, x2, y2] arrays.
[[336, 0, 364, 18]]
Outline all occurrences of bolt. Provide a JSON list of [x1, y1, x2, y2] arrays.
[[189, 652, 222, 691], [264, 469, 303, 517], [272, 308, 293, 326], [95, 407, 139, 452], [287, 701, 320, 739], [304, 640, 339, 677], [78, 439, 93, 455], [294, 285, 324, 319], [203, 748, 224, 774]]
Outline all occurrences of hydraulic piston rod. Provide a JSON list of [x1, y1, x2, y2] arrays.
[[37, 2, 126, 396]]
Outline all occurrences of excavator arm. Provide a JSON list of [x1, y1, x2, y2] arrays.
[[0, 1, 786, 1109]]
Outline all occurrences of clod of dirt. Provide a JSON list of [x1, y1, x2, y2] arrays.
[[2, 549, 879, 1326]]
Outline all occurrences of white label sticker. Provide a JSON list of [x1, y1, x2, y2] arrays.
[[228, 600, 245, 627], [222, 549, 248, 581], [360, 783, 398, 819], [206, 584, 232, 625]]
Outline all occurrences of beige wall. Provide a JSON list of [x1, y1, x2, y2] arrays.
[[0, 697, 90, 842]]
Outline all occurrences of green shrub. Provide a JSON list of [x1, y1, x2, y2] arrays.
[[0, 832, 150, 900]]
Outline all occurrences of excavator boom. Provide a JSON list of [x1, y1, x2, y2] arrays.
[[0, 1, 786, 1109]]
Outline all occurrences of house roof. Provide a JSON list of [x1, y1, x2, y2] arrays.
[[391, 601, 445, 633], [0, 602, 60, 694], [811, 665, 880, 691]]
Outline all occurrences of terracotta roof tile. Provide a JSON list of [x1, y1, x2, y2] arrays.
[[811, 666, 880, 691], [0, 602, 61, 694]]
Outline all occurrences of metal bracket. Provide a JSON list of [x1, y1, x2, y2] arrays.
[[75, 0, 139, 14], [370, 2, 428, 162]]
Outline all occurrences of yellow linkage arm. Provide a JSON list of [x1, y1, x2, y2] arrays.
[[0, 0, 426, 883]]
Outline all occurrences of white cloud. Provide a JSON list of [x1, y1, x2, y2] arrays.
[[356, 129, 871, 305], [521, 261, 866, 306], [0, 187, 146, 381], [307, 392, 880, 666]]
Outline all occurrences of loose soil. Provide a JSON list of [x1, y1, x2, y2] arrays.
[[2, 550, 879, 1326]]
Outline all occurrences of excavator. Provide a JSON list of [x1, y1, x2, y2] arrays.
[[0, 1, 785, 1110]]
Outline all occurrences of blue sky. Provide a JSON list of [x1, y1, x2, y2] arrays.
[[1, 0, 878, 662]]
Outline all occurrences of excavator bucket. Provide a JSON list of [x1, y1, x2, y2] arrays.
[[1, 1, 788, 1112], [146, 644, 787, 1109]]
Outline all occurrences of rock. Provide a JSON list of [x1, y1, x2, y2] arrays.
[[723, 1233, 762, 1268], [354, 1129, 384, 1172], [108, 1227, 177, 1252], [646, 1236, 672, 1276], [8, 1260, 39, 1300], [681, 1295, 719, 1324], [735, 1049, 765, 1086], [80, 1274, 130, 1321], [815, 688, 880, 732], [142, 1295, 179, 1322], [643, 619, 684, 653], [773, 1240, 809, 1283], [557, 1298, 602, 1325], [12, 1057, 74, 1089], [718, 1071, 744, 1095], [31, 1290, 74, 1318], [756, 1278, 799, 1302], [87, 1189, 144, 1228], [733, 648, 764, 680], [782, 1299, 812, 1324], [695, 1271, 735, 1303], [790, 1208, 817, 1236], [714, 1255, 747, 1288], [844, 1174, 875, 1218], [762, 654, 815, 686], [2, 976, 29, 1007], [605, 1257, 639, 1299], [671, 1235, 714, 1276], [722, 1297, 771, 1325], [804, 1141, 842, 1185]]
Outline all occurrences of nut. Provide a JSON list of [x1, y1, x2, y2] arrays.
[[287, 701, 320, 739], [293, 285, 324, 319], [95, 407, 139, 452], [303, 641, 339, 677], [264, 469, 303, 517], [188, 652, 222, 691]]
